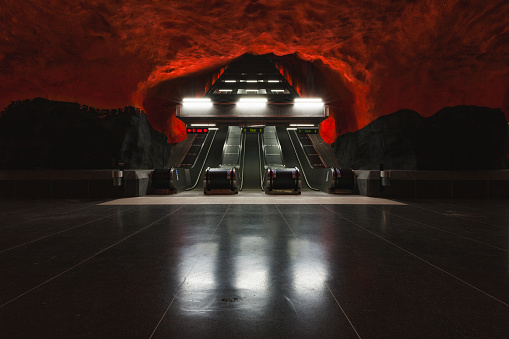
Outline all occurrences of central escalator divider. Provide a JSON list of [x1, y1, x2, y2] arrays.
[[203, 126, 241, 194]]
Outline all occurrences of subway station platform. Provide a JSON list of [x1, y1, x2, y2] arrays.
[[1, 197, 508, 337]]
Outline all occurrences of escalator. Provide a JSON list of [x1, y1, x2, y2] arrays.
[[171, 127, 227, 191], [162, 124, 354, 195]]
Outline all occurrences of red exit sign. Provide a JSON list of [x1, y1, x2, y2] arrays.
[[187, 128, 208, 133]]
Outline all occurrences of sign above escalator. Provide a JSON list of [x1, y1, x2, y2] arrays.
[[242, 127, 264, 134], [187, 128, 209, 134], [297, 128, 319, 134]]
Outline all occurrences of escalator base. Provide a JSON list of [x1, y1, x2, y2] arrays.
[[328, 188, 354, 194], [152, 188, 178, 195], [204, 189, 239, 195], [265, 189, 301, 195]]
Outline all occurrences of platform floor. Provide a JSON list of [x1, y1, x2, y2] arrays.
[[0, 197, 508, 338]]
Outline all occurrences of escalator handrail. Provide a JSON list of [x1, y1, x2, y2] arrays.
[[259, 133, 266, 191], [185, 129, 217, 191], [239, 132, 246, 191], [286, 128, 320, 191]]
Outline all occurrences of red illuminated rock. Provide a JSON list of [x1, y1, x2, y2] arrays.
[[1, 0, 508, 144]]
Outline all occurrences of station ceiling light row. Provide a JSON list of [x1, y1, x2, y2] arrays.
[[182, 98, 324, 108]]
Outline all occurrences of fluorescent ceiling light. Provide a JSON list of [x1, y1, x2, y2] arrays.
[[224, 80, 236, 83], [182, 98, 212, 108], [268, 80, 280, 83], [289, 124, 316, 127], [294, 98, 323, 103], [183, 98, 211, 103], [246, 80, 258, 83], [190, 124, 216, 127], [237, 98, 267, 108], [218, 89, 232, 92], [294, 98, 324, 109], [245, 90, 258, 92], [239, 98, 267, 103]]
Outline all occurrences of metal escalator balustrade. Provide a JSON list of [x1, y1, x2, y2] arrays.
[[220, 126, 242, 168], [203, 126, 241, 194], [263, 126, 301, 194], [262, 126, 285, 168]]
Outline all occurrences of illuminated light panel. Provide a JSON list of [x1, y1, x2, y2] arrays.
[[246, 89, 259, 92], [289, 124, 316, 127], [182, 97, 212, 108], [246, 80, 258, 83], [224, 80, 237, 83], [268, 80, 280, 83], [239, 98, 267, 103], [294, 98, 323, 103], [294, 98, 324, 108], [218, 89, 233, 92], [237, 97, 267, 108]]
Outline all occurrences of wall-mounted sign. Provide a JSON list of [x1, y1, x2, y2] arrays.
[[187, 128, 208, 133], [297, 128, 319, 134], [242, 127, 264, 134]]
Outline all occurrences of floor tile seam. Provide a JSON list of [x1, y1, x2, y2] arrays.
[[0, 207, 136, 255], [367, 206, 509, 253], [0, 205, 186, 310], [274, 204, 362, 338], [149, 204, 232, 339], [0, 201, 112, 230], [0, 201, 93, 217], [321, 205, 509, 308], [411, 200, 509, 218], [396, 201, 507, 230]]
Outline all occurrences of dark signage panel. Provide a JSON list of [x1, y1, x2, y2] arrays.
[[242, 127, 264, 134], [297, 128, 319, 134]]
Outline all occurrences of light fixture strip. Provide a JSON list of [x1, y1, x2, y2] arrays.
[[183, 98, 212, 103], [238, 98, 267, 104], [294, 98, 323, 103], [190, 124, 216, 127]]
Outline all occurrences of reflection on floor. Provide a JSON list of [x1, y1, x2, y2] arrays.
[[102, 190, 406, 205], [0, 198, 508, 337]]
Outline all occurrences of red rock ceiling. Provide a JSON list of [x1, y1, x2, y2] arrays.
[[1, 0, 508, 143]]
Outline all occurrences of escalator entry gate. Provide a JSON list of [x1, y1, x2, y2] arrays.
[[151, 168, 177, 194], [326, 168, 356, 194], [204, 167, 239, 195], [264, 167, 301, 195]]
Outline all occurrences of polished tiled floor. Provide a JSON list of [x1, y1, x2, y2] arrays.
[[0, 196, 508, 338]]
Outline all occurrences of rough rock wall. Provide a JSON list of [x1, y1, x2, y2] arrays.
[[0, 98, 171, 169], [334, 106, 508, 170]]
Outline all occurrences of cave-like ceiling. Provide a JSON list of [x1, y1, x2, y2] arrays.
[[1, 0, 508, 143]]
